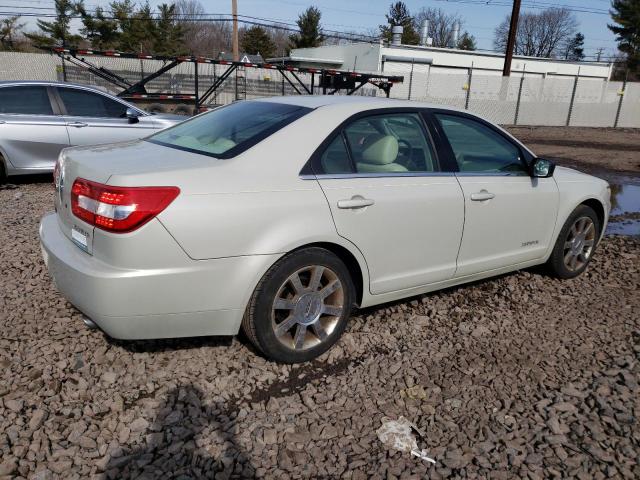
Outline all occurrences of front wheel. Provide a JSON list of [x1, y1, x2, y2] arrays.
[[547, 205, 600, 279], [242, 247, 355, 363]]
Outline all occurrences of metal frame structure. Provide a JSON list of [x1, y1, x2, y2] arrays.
[[45, 47, 404, 110]]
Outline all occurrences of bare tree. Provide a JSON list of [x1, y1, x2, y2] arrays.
[[175, 0, 231, 56], [413, 7, 463, 47], [494, 7, 578, 58], [268, 24, 292, 58]]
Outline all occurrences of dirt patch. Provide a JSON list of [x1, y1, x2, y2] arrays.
[[506, 126, 640, 174]]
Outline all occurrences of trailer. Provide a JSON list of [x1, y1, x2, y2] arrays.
[[45, 47, 405, 115]]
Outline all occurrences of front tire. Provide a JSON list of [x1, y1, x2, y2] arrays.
[[242, 247, 355, 363], [547, 204, 600, 279]]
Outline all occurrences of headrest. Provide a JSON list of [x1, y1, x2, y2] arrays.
[[361, 135, 399, 165]]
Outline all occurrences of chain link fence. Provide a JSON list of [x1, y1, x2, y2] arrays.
[[1, 51, 639, 128], [394, 63, 639, 128]]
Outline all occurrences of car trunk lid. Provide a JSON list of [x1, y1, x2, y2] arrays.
[[54, 139, 215, 255]]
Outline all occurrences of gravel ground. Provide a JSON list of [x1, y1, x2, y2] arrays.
[[1, 180, 639, 479]]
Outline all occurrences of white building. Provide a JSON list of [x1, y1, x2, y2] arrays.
[[270, 42, 613, 80]]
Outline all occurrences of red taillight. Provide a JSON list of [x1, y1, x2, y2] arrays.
[[70, 178, 180, 233]]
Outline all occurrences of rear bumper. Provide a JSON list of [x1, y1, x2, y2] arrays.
[[39, 212, 280, 339]]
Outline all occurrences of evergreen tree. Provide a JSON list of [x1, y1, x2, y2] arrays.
[[153, 3, 185, 55], [241, 26, 276, 59], [289, 6, 324, 49], [564, 32, 585, 60], [77, 4, 120, 50], [25, 0, 82, 47], [111, 1, 155, 53], [457, 32, 476, 50], [609, 0, 640, 74], [380, 2, 420, 45]]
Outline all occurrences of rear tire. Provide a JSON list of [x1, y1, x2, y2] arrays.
[[0, 155, 6, 185], [147, 103, 166, 114], [547, 204, 600, 279], [242, 247, 354, 363], [172, 104, 193, 116]]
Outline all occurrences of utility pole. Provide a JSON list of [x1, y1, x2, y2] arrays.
[[502, 0, 521, 76], [596, 47, 604, 62], [232, 0, 239, 61]]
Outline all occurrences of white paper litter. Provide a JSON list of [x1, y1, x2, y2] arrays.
[[376, 416, 436, 464]]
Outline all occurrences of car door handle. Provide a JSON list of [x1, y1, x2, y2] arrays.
[[67, 122, 88, 128], [337, 196, 375, 209], [470, 190, 495, 201]]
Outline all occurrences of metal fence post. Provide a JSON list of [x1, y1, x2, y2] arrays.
[[566, 67, 580, 126], [407, 59, 414, 100], [194, 60, 199, 113], [614, 70, 628, 128], [514, 73, 525, 125], [464, 62, 473, 110]]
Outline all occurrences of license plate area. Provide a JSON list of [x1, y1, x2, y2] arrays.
[[71, 225, 90, 253]]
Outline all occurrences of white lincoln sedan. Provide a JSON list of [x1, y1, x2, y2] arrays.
[[40, 96, 610, 363]]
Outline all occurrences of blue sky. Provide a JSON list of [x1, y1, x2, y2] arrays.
[[234, 0, 619, 60], [7, 0, 620, 60]]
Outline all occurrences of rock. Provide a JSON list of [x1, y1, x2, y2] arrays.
[[129, 418, 149, 432], [263, 429, 277, 445], [5, 399, 23, 412], [101, 371, 117, 384], [79, 436, 97, 449], [29, 409, 47, 429], [0, 458, 17, 476]]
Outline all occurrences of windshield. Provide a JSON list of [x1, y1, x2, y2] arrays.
[[148, 101, 311, 158]]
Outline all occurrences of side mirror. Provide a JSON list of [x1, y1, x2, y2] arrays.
[[126, 108, 140, 124], [531, 158, 555, 178]]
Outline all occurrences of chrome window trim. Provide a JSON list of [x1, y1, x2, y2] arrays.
[[300, 171, 529, 180], [455, 171, 530, 177]]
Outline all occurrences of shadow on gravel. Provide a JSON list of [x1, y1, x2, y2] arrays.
[[105, 384, 253, 479], [108, 335, 234, 354], [1, 173, 52, 186]]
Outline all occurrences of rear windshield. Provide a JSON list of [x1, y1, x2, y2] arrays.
[[148, 101, 311, 158]]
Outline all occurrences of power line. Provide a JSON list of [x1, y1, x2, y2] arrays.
[[433, 0, 609, 15]]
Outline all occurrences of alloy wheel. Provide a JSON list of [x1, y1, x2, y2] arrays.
[[563, 216, 596, 272], [271, 265, 344, 351]]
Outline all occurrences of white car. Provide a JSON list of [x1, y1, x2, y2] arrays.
[[39, 96, 610, 363]]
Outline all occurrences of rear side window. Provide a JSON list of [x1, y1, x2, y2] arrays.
[[318, 112, 438, 175], [58, 88, 128, 118], [149, 101, 311, 158], [0, 86, 53, 115]]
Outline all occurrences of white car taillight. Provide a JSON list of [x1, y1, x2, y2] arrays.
[[71, 178, 180, 233]]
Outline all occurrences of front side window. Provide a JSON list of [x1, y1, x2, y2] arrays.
[[0, 86, 53, 115], [435, 114, 525, 174], [320, 112, 437, 175], [150, 101, 310, 158], [58, 88, 128, 118]]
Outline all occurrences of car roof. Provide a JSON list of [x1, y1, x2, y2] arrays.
[[254, 94, 461, 112], [0, 80, 108, 92], [255, 95, 535, 157]]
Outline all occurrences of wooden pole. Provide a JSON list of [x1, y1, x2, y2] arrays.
[[502, 0, 521, 76], [232, 0, 239, 61]]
